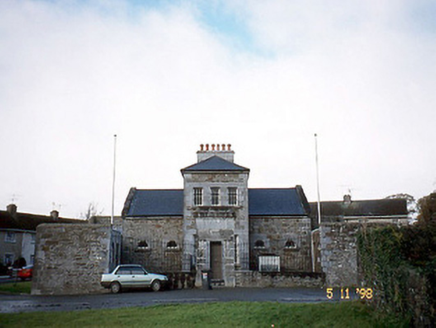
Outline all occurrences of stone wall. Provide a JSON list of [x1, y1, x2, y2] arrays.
[[249, 217, 312, 272], [32, 224, 120, 295], [319, 221, 406, 287], [122, 217, 184, 273], [320, 222, 359, 287], [235, 270, 324, 288]]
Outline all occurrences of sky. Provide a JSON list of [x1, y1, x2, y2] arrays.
[[1, 0, 435, 219]]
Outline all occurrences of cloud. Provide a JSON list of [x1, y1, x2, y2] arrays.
[[0, 0, 435, 217]]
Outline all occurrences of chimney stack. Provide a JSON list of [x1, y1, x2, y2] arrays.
[[50, 210, 59, 220], [343, 194, 352, 205], [197, 143, 235, 163], [7, 204, 17, 217]]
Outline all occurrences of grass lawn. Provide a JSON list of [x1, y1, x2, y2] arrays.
[[0, 301, 409, 328], [0, 281, 31, 294]]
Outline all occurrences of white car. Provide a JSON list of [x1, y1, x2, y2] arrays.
[[101, 264, 168, 293]]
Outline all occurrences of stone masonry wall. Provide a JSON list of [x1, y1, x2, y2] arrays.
[[235, 271, 324, 288], [122, 217, 183, 273], [250, 217, 312, 272], [320, 221, 407, 287], [32, 224, 116, 295], [320, 222, 360, 287], [183, 171, 250, 287]]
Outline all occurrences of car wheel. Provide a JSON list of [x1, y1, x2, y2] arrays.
[[110, 282, 121, 294], [151, 280, 161, 292]]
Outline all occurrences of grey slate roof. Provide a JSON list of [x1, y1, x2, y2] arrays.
[[126, 189, 184, 217], [249, 188, 309, 216], [309, 198, 408, 217], [0, 210, 82, 231], [181, 156, 249, 172], [125, 187, 309, 217]]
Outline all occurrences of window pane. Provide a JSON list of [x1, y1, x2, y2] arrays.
[[228, 187, 237, 205], [194, 188, 203, 206], [211, 187, 220, 205]]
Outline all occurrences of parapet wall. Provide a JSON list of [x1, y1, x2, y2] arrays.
[[32, 224, 119, 295]]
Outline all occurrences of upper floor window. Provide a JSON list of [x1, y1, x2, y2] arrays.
[[211, 187, 220, 205], [5, 232, 16, 243], [228, 187, 237, 205], [194, 188, 203, 206]]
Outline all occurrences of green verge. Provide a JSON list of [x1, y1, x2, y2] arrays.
[[0, 301, 409, 328], [0, 282, 31, 294]]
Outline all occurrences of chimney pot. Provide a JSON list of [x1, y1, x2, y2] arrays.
[[222, 144, 225, 151], [200, 144, 204, 151], [216, 144, 220, 151], [205, 144, 209, 151], [343, 194, 352, 205], [211, 144, 215, 151], [227, 144, 231, 151]]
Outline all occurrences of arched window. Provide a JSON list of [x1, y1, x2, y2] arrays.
[[254, 240, 265, 249], [166, 240, 178, 249], [284, 240, 297, 249], [136, 240, 149, 251]]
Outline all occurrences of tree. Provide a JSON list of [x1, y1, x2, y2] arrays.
[[417, 192, 436, 226], [385, 193, 417, 223], [80, 202, 103, 220]]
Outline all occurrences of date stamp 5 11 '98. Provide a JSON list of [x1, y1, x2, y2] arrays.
[[326, 287, 373, 300]]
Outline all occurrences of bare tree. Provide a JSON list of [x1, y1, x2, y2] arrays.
[[81, 202, 104, 221]]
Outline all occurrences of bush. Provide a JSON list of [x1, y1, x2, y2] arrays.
[[357, 224, 435, 327]]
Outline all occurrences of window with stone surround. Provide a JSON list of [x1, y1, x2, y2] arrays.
[[228, 187, 237, 205], [211, 187, 220, 205], [194, 188, 203, 206]]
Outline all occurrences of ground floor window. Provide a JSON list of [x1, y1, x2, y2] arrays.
[[4, 253, 14, 266]]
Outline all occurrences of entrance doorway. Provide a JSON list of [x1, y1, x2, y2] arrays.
[[210, 242, 223, 280]]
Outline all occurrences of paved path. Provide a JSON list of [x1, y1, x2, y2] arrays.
[[0, 287, 353, 314]]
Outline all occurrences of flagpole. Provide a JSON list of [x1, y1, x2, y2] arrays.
[[111, 134, 117, 226], [315, 133, 321, 225]]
